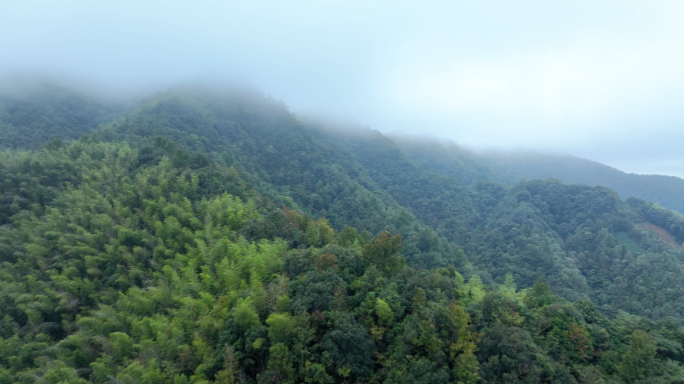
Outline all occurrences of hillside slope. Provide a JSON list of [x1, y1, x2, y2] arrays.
[[390, 134, 684, 214], [3, 84, 684, 382], [0, 83, 128, 149], [313, 124, 684, 317], [4, 84, 684, 318]]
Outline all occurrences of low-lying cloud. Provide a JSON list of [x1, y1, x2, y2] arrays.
[[2, 0, 684, 176]]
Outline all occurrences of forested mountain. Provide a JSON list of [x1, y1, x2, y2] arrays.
[[0, 82, 128, 150], [389, 134, 684, 215], [2, 84, 684, 383], [484, 151, 684, 215]]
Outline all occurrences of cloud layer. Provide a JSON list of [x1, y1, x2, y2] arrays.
[[2, 0, 684, 176]]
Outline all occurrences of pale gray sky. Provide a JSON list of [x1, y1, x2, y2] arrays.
[[2, 0, 684, 176]]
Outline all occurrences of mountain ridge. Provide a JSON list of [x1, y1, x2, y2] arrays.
[[2, 82, 684, 382], [388, 132, 684, 214]]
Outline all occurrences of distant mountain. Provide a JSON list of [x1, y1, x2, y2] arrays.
[[390, 133, 684, 215], [0, 82, 128, 149]]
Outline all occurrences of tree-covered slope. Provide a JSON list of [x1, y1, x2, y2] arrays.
[[4, 84, 684, 382], [2, 127, 684, 383], [385, 133, 506, 186], [390, 134, 684, 215], [4, 84, 684, 320], [310, 124, 684, 320], [88, 86, 469, 271], [67, 87, 684, 322], [0, 83, 127, 149], [481, 151, 684, 215]]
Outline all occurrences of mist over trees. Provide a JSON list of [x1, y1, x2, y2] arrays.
[[389, 133, 684, 215], [1, 82, 684, 383]]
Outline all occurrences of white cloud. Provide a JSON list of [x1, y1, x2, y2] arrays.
[[2, 0, 684, 175], [390, 31, 684, 126]]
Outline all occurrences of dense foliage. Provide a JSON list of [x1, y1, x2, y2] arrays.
[[0, 83, 126, 150], [2, 84, 684, 382], [389, 134, 684, 215]]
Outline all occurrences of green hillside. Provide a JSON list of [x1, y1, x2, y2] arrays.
[[2, 85, 684, 382], [0, 82, 128, 150], [390, 134, 684, 215], [315, 124, 684, 316]]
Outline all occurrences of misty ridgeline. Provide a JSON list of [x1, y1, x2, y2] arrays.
[[1, 81, 684, 383]]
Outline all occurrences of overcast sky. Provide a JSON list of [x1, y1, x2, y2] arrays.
[[2, 0, 684, 176]]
